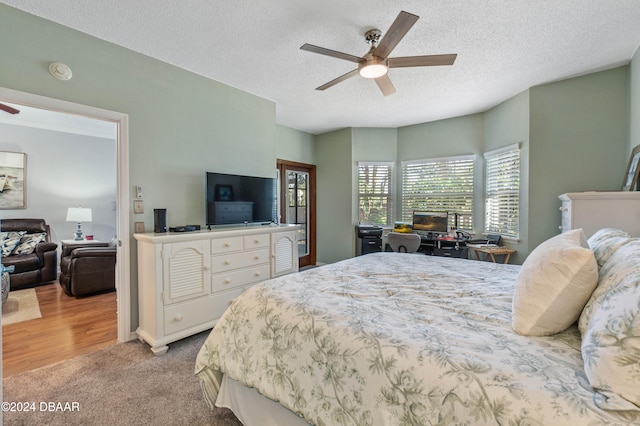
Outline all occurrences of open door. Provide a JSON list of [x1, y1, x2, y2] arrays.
[[277, 160, 316, 268]]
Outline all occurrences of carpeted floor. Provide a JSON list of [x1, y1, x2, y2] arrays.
[[3, 330, 243, 425], [1, 288, 42, 326]]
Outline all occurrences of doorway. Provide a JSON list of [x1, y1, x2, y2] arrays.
[[0, 87, 131, 345], [277, 160, 316, 268]]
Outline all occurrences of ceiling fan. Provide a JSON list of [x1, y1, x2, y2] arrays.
[[300, 11, 457, 96], [0, 103, 20, 115]]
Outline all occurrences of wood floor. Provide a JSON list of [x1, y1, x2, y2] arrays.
[[2, 283, 117, 377]]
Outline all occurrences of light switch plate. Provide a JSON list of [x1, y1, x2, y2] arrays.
[[134, 221, 145, 233], [135, 185, 143, 199], [133, 199, 144, 214]]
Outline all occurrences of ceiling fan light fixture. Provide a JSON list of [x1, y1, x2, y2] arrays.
[[359, 60, 388, 79]]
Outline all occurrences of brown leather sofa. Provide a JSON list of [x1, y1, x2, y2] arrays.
[[0, 218, 58, 289], [59, 240, 116, 297]]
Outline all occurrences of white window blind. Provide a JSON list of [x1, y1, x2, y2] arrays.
[[484, 144, 520, 238], [358, 162, 393, 225], [401, 155, 475, 230]]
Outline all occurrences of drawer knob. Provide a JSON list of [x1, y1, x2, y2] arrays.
[[254, 255, 260, 260], [224, 243, 230, 247], [223, 260, 230, 265], [224, 278, 231, 284], [174, 314, 183, 322], [254, 271, 261, 277], [253, 239, 260, 244]]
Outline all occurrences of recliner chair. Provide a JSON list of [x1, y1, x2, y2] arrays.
[[59, 240, 116, 297]]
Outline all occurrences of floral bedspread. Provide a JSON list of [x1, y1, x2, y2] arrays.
[[195, 252, 640, 425]]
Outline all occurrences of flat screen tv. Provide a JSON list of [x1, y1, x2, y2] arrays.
[[206, 172, 277, 226], [412, 211, 448, 234]]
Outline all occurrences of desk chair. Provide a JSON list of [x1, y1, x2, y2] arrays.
[[388, 232, 421, 253]]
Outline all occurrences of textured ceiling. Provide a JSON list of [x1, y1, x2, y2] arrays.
[[2, 1, 640, 135]]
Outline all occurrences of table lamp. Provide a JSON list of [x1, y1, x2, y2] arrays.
[[66, 207, 92, 240]]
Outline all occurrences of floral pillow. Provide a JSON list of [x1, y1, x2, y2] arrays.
[[0, 231, 26, 257], [587, 228, 632, 268], [580, 239, 640, 411], [12, 233, 47, 255], [579, 238, 640, 335]]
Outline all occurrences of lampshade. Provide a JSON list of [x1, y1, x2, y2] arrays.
[[66, 207, 92, 223]]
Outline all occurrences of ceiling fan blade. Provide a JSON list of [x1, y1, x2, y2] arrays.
[[300, 43, 363, 63], [316, 69, 359, 91], [0, 102, 20, 115], [374, 74, 396, 96], [373, 11, 419, 59], [388, 54, 457, 68]]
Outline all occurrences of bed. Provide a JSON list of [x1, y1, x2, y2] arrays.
[[195, 228, 640, 425]]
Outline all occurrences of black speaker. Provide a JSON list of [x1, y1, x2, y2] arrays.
[[154, 208, 167, 233]]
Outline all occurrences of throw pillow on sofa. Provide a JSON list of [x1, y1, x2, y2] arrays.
[[581, 239, 640, 411], [512, 228, 598, 336], [12, 232, 46, 255], [0, 231, 25, 256]]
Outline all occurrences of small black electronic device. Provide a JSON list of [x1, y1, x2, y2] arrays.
[[154, 209, 167, 233], [169, 225, 201, 232]]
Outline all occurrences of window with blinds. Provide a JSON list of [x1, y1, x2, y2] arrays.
[[401, 155, 475, 230], [357, 162, 393, 225], [484, 144, 520, 238]]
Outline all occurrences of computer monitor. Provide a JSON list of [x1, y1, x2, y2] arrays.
[[412, 211, 448, 234]]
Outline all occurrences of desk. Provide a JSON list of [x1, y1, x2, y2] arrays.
[[467, 245, 516, 264]]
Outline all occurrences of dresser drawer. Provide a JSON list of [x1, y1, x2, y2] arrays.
[[163, 294, 220, 335], [211, 236, 243, 253], [212, 248, 269, 272], [243, 233, 270, 249], [212, 264, 270, 292]]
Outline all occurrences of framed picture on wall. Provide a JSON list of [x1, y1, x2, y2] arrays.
[[0, 151, 26, 209], [622, 144, 640, 191]]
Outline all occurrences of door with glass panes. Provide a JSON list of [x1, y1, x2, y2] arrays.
[[277, 160, 316, 268]]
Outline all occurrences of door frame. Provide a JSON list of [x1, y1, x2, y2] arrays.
[[277, 159, 316, 267], [0, 87, 132, 343]]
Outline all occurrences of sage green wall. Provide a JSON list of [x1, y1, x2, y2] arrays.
[[0, 5, 314, 332], [351, 128, 398, 226], [631, 46, 640, 151], [528, 67, 629, 248], [316, 129, 353, 263], [276, 124, 316, 165], [483, 90, 530, 264]]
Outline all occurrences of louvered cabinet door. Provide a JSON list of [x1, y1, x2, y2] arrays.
[[162, 240, 211, 305], [271, 231, 299, 277]]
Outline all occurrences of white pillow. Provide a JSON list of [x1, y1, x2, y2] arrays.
[[581, 240, 640, 410], [512, 229, 598, 336]]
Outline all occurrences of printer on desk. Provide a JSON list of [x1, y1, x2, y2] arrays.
[[355, 223, 383, 256]]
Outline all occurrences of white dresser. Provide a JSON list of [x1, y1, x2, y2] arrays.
[[134, 224, 299, 354], [559, 192, 640, 238]]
